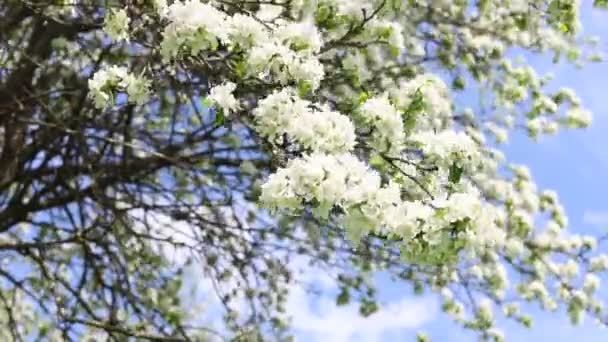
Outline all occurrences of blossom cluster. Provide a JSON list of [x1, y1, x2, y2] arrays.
[[253, 88, 356, 153], [160, 0, 325, 89], [103, 8, 130, 42], [409, 130, 479, 165], [357, 95, 405, 153], [260, 153, 434, 243], [390, 74, 452, 129], [88, 66, 150, 109], [207, 82, 240, 116]]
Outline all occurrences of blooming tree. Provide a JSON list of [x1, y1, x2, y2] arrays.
[[1, 0, 608, 340]]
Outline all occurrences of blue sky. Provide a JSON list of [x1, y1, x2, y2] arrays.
[[288, 3, 608, 341]]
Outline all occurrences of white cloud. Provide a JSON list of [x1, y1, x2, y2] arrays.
[[583, 210, 608, 226], [287, 286, 437, 342], [286, 256, 437, 342]]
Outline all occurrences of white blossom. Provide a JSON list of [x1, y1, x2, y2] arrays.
[[566, 107, 592, 128], [358, 95, 405, 153], [253, 88, 355, 153], [88, 66, 150, 108], [208, 82, 240, 115], [103, 8, 130, 42], [583, 274, 601, 294]]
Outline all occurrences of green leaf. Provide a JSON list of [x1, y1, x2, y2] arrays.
[[369, 154, 385, 168], [567, 49, 580, 62], [167, 312, 182, 325], [315, 4, 331, 25], [201, 97, 212, 108], [416, 333, 431, 342], [595, 0, 608, 8], [336, 288, 350, 306], [39, 324, 50, 337], [452, 77, 465, 90], [297, 80, 312, 98], [343, 209, 371, 246], [359, 300, 379, 317], [407, 88, 426, 114], [215, 108, 225, 126], [357, 92, 369, 104], [379, 27, 392, 40], [234, 60, 248, 78], [413, 281, 424, 295], [515, 15, 529, 30], [448, 162, 463, 184], [518, 315, 533, 328], [389, 46, 400, 58], [402, 112, 417, 134], [311, 201, 332, 219]]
